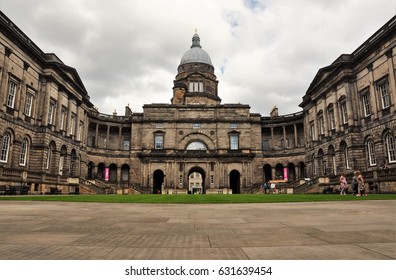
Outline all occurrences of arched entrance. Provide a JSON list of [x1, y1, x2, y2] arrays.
[[263, 164, 272, 182], [229, 170, 240, 194], [87, 162, 94, 179], [188, 167, 206, 194], [275, 163, 284, 180], [153, 169, 164, 194], [97, 162, 105, 180], [288, 163, 296, 181], [109, 163, 117, 182]]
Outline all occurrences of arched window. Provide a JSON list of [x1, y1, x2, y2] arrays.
[[367, 139, 376, 166], [186, 141, 207, 150], [19, 138, 29, 166], [0, 133, 11, 163], [385, 133, 396, 163]]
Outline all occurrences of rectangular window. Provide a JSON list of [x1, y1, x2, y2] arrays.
[[19, 139, 28, 166], [210, 175, 214, 184], [189, 82, 203, 92], [362, 92, 371, 116], [123, 140, 130, 150], [378, 81, 390, 109], [70, 113, 76, 135], [230, 134, 239, 150], [328, 109, 335, 130], [7, 80, 17, 108], [60, 107, 67, 131], [179, 175, 183, 185], [77, 121, 84, 141], [340, 102, 348, 124], [48, 100, 56, 125], [230, 123, 238, 129], [192, 123, 201, 129], [155, 123, 163, 128], [318, 115, 324, 135], [310, 122, 315, 141], [367, 140, 377, 166], [24, 92, 34, 116], [155, 134, 164, 149]]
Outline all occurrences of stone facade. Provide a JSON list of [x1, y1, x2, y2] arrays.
[[0, 11, 395, 194]]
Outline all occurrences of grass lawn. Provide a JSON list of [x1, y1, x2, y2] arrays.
[[0, 193, 395, 204]]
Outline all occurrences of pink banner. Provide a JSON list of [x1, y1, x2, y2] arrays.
[[105, 167, 109, 181], [283, 167, 288, 181]]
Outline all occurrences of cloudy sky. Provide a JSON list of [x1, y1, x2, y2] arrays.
[[1, 0, 395, 116]]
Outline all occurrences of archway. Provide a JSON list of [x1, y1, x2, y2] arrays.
[[87, 162, 94, 179], [109, 163, 117, 182], [188, 167, 206, 194], [275, 163, 284, 180], [263, 164, 272, 182], [121, 164, 130, 186], [229, 170, 240, 194], [288, 163, 296, 181], [153, 169, 164, 194], [298, 162, 306, 179], [97, 162, 105, 180]]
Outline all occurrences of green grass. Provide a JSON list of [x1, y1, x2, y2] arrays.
[[0, 194, 395, 204]]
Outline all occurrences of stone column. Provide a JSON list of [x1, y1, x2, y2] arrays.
[[367, 65, 378, 120], [270, 127, 274, 149], [0, 47, 12, 112], [386, 50, 395, 114], [282, 126, 287, 148], [293, 124, 298, 148], [95, 123, 99, 147]]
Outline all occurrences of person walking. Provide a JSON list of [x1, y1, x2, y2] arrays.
[[339, 173, 348, 195], [355, 170, 367, 196]]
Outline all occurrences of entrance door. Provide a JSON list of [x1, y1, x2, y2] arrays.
[[188, 167, 206, 194], [229, 170, 240, 194], [153, 169, 164, 194]]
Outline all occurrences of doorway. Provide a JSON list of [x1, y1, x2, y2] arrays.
[[229, 170, 240, 194]]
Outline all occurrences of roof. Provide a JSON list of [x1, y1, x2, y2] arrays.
[[180, 33, 213, 66]]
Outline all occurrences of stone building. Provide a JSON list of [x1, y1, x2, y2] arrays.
[[0, 11, 395, 194]]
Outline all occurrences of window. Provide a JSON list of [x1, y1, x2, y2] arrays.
[[318, 113, 324, 135], [45, 146, 52, 169], [189, 81, 203, 92], [155, 123, 163, 128], [70, 113, 76, 135], [179, 175, 183, 185], [186, 141, 206, 150], [362, 91, 371, 116], [24, 92, 34, 117], [7, 80, 17, 108], [19, 138, 28, 166], [343, 145, 350, 169], [48, 100, 56, 125], [385, 133, 396, 163], [377, 80, 390, 109], [340, 100, 348, 124], [192, 123, 201, 129], [230, 123, 238, 129], [155, 133, 164, 149], [0, 133, 11, 162], [230, 134, 239, 150], [310, 122, 315, 141], [328, 105, 336, 130], [210, 175, 214, 184], [367, 139, 376, 166], [60, 107, 67, 131], [77, 121, 84, 141]]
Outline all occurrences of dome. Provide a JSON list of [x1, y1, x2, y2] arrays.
[[180, 33, 213, 66]]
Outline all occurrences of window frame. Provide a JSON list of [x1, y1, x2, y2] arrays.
[[377, 79, 390, 109], [154, 133, 164, 149], [340, 100, 348, 124], [385, 133, 396, 163], [7, 80, 18, 108], [0, 133, 11, 163], [229, 133, 239, 150], [327, 105, 336, 130], [47, 100, 56, 125], [19, 138, 29, 166], [361, 90, 372, 117], [367, 139, 377, 166], [24, 91, 34, 117]]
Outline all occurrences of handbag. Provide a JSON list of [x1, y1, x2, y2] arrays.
[[358, 183, 365, 191]]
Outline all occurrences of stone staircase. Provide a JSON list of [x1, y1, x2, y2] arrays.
[[79, 178, 115, 194]]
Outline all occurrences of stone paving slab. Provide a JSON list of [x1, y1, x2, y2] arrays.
[[0, 200, 395, 260]]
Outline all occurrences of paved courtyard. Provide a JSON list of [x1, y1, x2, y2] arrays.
[[0, 200, 395, 260]]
